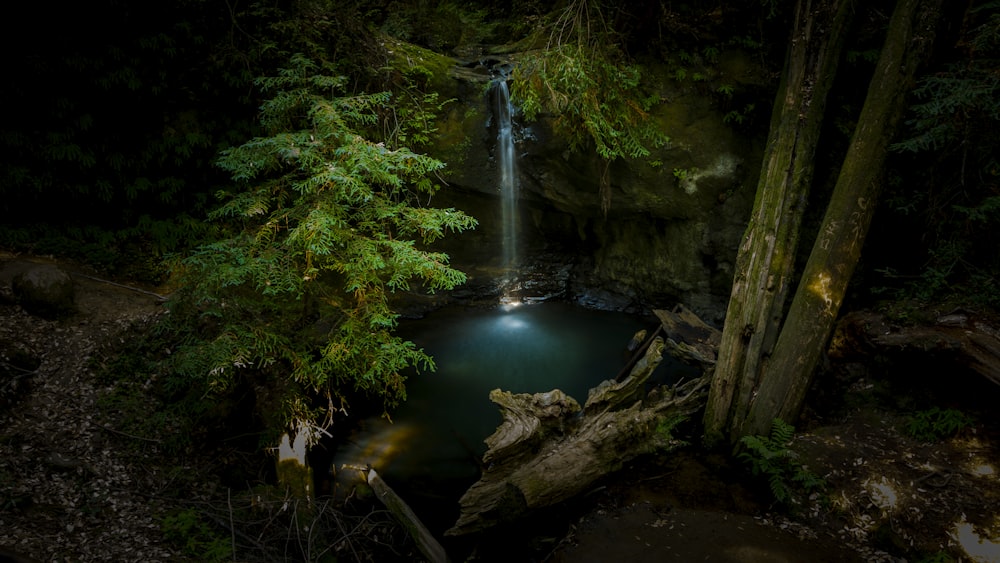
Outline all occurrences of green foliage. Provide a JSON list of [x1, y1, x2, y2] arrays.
[[161, 508, 233, 563], [653, 414, 688, 450], [172, 55, 476, 438], [510, 0, 669, 213], [879, 2, 1000, 308], [723, 103, 757, 125], [702, 46, 720, 64], [738, 419, 825, 505], [846, 49, 881, 65], [377, 43, 459, 150], [916, 551, 955, 563], [672, 167, 698, 182], [380, 1, 497, 51], [513, 43, 666, 162], [0, 0, 261, 222], [905, 407, 974, 442]]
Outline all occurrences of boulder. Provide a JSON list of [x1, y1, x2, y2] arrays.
[[12, 264, 76, 318]]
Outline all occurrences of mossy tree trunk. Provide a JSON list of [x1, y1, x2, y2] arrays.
[[706, 0, 946, 444], [740, 0, 945, 437], [703, 0, 854, 446]]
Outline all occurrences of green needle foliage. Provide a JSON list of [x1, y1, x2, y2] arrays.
[[880, 2, 1000, 307], [172, 54, 476, 437], [511, 0, 668, 214]]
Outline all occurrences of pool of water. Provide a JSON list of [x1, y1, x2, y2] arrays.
[[329, 301, 695, 521]]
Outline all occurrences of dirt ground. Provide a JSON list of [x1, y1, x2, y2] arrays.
[[2, 251, 1000, 562]]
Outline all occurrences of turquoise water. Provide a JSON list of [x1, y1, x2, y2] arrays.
[[330, 301, 694, 503]]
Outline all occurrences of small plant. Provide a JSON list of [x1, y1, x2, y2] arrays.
[[738, 419, 825, 505], [716, 83, 735, 97], [653, 414, 688, 450], [161, 508, 233, 563], [905, 407, 974, 442], [723, 103, 756, 125], [916, 551, 954, 563], [673, 167, 698, 181]]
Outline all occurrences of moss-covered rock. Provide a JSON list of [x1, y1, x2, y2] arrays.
[[396, 36, 767, 318]]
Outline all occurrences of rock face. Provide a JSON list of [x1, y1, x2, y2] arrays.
[[12, 264, 76, 318], [414, 46, 766, 322]]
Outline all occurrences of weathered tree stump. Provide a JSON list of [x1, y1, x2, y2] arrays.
[[446, 314, 714, 536]]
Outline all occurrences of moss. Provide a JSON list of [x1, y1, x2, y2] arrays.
[[384, 36, 458, 96], [276, 458, 313, 500]]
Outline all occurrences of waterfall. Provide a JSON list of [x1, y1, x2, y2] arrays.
[[494, 71, 519, 303]]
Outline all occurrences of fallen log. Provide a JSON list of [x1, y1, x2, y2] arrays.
[[653, 305, 722, 367], [446, 334, 711, 536], [367, 468, 449, 563], [833, 310, 1000, 387]]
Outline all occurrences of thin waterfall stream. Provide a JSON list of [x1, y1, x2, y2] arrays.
[[494, 69, 519, 302], [325, 65, 697, 533]]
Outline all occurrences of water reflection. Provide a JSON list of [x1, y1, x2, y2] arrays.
[[331, 302, 692, 505]]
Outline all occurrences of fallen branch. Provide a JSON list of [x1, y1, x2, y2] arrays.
[[70, 272, 170, 302], [447, 336, 710, 536], [367, 468, 449, 563], [95, 420, 162, 443]]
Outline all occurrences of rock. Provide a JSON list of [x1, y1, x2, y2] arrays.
[[12, 264, 76, 318], [0, 340, 40, 413], [422, 49, 762, 317]]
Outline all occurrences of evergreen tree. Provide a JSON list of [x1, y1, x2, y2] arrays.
[[171, 55, 476, 441]]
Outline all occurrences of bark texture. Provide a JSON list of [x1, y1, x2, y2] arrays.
[[368, 468, 449, 563], [703, 0, 854, 445], [447, 308, 716, 536], [741, 0, 946, 437]]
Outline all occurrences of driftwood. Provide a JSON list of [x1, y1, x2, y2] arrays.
[[653, 305, 723, 367], [446, 325, 712, 536], [367, 468, 449, 563], [834, 310, 1000, 387]]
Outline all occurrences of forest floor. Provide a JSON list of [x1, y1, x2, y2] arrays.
[[1, 251, 999, 562]]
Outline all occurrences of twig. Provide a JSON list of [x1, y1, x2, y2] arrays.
[[637, 471, 675, 483], [228, 488, 236, 560], [70, 272, 170, 301], [95, 421, 162, 443], [1, 362, 39, 394], [915, 470, 954, 487], [0, 361, 40, 375]]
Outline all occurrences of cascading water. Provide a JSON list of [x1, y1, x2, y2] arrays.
[[493, 68, 519, 302]]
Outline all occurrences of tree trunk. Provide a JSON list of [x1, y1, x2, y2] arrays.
[[703, 0, 854, 446], [741, 0, 946, 437]]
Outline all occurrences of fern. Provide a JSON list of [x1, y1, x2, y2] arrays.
[[905, 407, 974, 442], [738, 419, 824, 505]]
